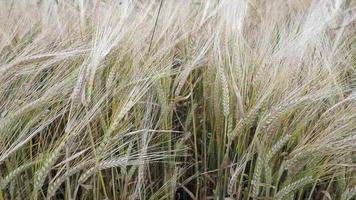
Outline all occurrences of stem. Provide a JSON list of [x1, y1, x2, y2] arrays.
[[148, 0, 164, 53], [190, 73, 200, 199]]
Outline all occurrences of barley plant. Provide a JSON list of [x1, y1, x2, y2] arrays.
[[0, 0, 355, 199]]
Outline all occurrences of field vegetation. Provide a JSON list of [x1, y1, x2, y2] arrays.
[[0, 0, 355, 199]]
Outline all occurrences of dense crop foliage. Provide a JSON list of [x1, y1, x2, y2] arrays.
[[0, 0, 355, 199]]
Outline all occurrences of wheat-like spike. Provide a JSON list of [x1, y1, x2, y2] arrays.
[[341, 186, 356, 200], [95, 109, 131, 157], [189, 33, 198, 56], [266, 134, 291, 163], [85, 63, 97, 103], [0, 161, 38, 190], [135, 98, 152, 198], [70, 65, 87, 105], [145, 32, 189, 67], [78, 157, 133, 184], [328, 92, 355, 114], [275, 176, 313, 200], [264, 162, 272, 192], [95, 130, 112, 156], [287, 193, 295, 200], [229, 96, 269, 140], [220, 65, 230, 117], [0, 54, 55, 75], [79, 151, 167, 184], [175, 132, 192, 150], [227, 153, 248, 195], [47, 160, 95, 199], [0, 113, 42, 162], [284, 145, 323, 171], [105, 66, 117, 90], [252, 62, 267, 87], [227, 117, 233, 141], [33, 139, 67, 192], [174, 63, 192, 96], [94, 118, 134, 157], [0, 81, 67, 131], [78, 166, 98, 184], [0, 49, 88, 75], [283, 153, 304, 172], [259, 98, 308, 131], [169, 166, 180, 200], [229, 105, 260, 140], [251, 154, 264, 198], [174, 36, 213, 96], [263, 134, 292, 194], [156, 82, 167, 108]]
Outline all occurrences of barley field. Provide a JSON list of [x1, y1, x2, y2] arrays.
[[0, 0, 355, 199]]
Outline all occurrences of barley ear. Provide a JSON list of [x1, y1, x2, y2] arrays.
[[33, 140, 66, 193], [275, 176, 313, 200]]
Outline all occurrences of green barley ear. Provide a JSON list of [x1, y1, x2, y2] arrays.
[[265, 134, 292, 163], [33, 139, 67, 193], [275, 176, 313, 200], [78, 166, 98, 184], [259, 98, 308, 132], [105, 66, 117, 90], [252, 63, 267, 88], [251, 153, 264, 198], [219, 65, 230, 117], [227, 153, 249, 195], [341, 187, 356, 200], [0, 161, 38, 190], [47, 160, 95, 199], [264, 134, 291, 195], [170, 167, 180, 200]]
